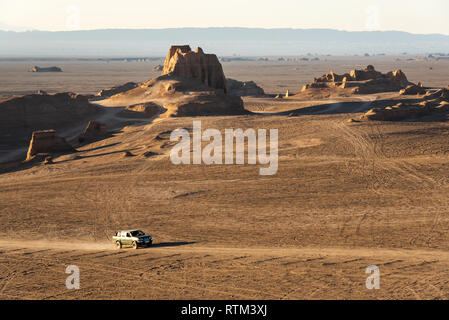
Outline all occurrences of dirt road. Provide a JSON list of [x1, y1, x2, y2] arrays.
[[1, 240, 448, 300]]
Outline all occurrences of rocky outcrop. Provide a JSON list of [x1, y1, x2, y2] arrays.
[[162, 45, 228, 94], [118, 102, 163, 118], [349, 65, 382, 81], [24, 153, 54, 165], [302, 65, 412, 94], [424, 88, 449, 101], [0, 92, 94, 129], [103, 45, 245, 117], [97, 82, 138, 98], [362, 88, 449, 121], [400, 83, 427, 95], [29, 66, 62, 72], [154, 65, 163, 72], [227, 79, 265, 96], [107, 74, 245, 117], [362, 102, 433, 121], [0, 92, 98, 147], [26, 130, 75, 161], [78, 121, 107, 142], [164, 92, 244, 117]]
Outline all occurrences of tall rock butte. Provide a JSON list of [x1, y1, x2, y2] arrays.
[[162, 45, 228, 94], [98, 45, 245, 117]]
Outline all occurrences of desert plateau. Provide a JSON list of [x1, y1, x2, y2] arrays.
[[1, 0, 449, 303], [1, 44, 449, 300]]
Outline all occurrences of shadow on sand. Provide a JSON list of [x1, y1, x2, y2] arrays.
[[0, 144, 141, 174], [266, 98, 425, 117], [151, 241, 197, 248]]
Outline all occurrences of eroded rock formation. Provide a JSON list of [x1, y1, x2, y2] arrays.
[[102, 45, 245, 117], [26, 130, 75, 161], [301, 65, 412, 94], [400, 83, 427, 95], [97, 82, 138, 98], [118, 102, 163, 118], [362, 88, 449, 121], [0, 92, 99, 150], [424, 87, 449, 101], [162, 45, 228, 94], [227, 79, 265, 96], [78, 121, 107, 142]]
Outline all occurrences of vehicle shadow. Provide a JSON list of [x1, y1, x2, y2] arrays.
[[151, 241, 196, 248]]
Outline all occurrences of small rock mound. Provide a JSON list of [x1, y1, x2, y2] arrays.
[[29, 66, 62, 73], [26, 130, 75, 161], [400, 83, 427, 95], [25, 153, 52, 164], [119, 102, 163, 118], [142, 151, 159, 158], [424, 88, 449, 101], [97, 82, 138, 98], [226, 79, 265, 96], [122, 151, 135, 158], [44, 156, 54, 165], [78, 121, 107, 142]]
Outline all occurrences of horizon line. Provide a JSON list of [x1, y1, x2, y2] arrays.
[[1, 27, 448, 37]]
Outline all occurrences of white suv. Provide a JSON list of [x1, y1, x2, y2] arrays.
[[113, 230, 153, 249]]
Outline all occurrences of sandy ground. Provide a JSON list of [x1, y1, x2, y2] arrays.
[[1, 241, 448, 300], [1, 56, 448, 96], [1, 58, 449, 300]]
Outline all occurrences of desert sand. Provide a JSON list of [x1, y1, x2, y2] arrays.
[[1, 52, 449, 300]]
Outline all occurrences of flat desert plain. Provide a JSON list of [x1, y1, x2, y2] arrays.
[[1, 57, 449, 300]]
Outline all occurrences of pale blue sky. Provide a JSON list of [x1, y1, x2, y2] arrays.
[[0, 0, 448, 34]]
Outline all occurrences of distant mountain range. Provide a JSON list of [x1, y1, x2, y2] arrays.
[[0, 22, 33, 32], [1, 28, 448, 57]]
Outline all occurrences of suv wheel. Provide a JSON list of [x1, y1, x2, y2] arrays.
[[116, 241, 122, 249], [132, 241, 138, 250]]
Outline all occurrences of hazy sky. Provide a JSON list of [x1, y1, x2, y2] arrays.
[[0, 0, 448, 34]]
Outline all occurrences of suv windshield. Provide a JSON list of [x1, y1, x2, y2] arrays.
[[130, 230, 145, 237]]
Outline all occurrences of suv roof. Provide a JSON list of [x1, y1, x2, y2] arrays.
[[119, 229, 140, 233]]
